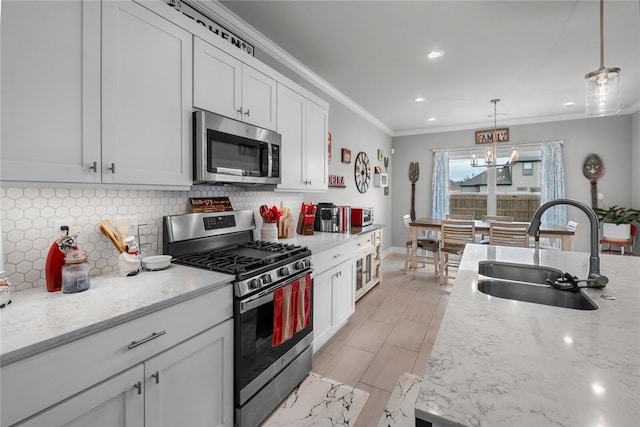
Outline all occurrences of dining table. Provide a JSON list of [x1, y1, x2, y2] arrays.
[[409, 218, 576, 278]]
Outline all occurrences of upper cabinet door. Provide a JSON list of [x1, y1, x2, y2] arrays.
[[193, 37, 276, 130], [304, 101, 329, 191], [241, 66, 277, 130], [0, 0, 101, 183], [276, 84, 306, 191], [101, 0, 192, 186], [193, 37, 242, 121]]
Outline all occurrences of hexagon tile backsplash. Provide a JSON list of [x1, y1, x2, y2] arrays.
[[0, 186, 303, 291]]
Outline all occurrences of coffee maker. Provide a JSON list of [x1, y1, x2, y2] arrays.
[[314, 203, 340, 232]]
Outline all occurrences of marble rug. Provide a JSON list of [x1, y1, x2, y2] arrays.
[[262, 372, 369, 426], [377, 372, 424, 427]]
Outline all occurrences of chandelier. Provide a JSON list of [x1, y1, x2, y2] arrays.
[[585, 0, 620, 116], [470, 99, 518, 168]]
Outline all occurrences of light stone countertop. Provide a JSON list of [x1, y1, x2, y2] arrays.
[[0, 264, 234, 365], [0, 227, 382, 366], [415, 244, 640, 427], [280, 224, 384, 254]]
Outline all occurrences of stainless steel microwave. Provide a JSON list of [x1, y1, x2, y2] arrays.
[[193, 110, 281, 186]]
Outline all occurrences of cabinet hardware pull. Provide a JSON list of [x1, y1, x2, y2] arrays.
[[134, 381, 142, 395], [237, 108, 243, 114], [332, 253, 343, 258], [89, 161, 97, 173], [127, 330, 166, 349], [107, 163, 116, 173], [244, 109, 250, 117], [152, 371, 160, 384]]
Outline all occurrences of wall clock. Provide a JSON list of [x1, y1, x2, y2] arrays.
[[354, 151, 371, 193]]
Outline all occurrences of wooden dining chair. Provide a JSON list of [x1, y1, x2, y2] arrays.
[[479, 215, 514, 243], [482, 215, 514, 222], [489, 221, 529, 247], [446, 214, 474, 220], [403, 214, 440, 277], [439, 219, 475, 285]]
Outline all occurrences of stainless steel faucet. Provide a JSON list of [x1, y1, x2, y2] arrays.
[[527, 198, 608, 288]]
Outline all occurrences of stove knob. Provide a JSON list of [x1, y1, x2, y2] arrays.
[[279, 267, 290, 276], [294, 260, 310, 270], [261, 274, 272, 284], [249, 278, 262, 289]]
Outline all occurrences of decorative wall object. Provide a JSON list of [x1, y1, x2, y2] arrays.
[[475, 128, 510, 144], [354, 152, 371, 193], [408, 162, 419, 220], [582, 153, 604, 208], [383, 157, 389, 172], [341, 149, 351, 163], [328, 175, 346, 188], [377, 149, 383, 161]]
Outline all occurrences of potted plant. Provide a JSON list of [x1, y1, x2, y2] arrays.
[[593, 205, 640, 240]]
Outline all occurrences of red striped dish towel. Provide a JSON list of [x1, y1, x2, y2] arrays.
[[272, 274, 311, 347]]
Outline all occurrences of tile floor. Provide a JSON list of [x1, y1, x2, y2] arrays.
[[311, 253, 452, 426]]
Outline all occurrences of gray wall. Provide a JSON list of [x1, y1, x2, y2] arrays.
[[253, 51, 394, 250], [390, 115, 636, 254]]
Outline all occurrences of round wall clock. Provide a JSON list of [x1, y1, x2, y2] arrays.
[[354, 151, 371, 193]]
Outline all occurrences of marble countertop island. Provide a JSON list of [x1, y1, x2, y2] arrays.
[[415, 244, 640, 427]]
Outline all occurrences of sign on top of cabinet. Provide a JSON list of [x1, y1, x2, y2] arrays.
[[193, 37, 277, 131]]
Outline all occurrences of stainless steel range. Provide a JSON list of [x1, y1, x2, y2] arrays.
[[163, 210, 314, 427]]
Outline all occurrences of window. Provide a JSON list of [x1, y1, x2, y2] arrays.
[[447, 145, 542, 221]]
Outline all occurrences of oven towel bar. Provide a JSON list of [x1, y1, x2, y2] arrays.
[[272, 274, 311, 346]]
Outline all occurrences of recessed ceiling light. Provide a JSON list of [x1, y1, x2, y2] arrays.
[[427, 117, 436, 122], [426, 50, 444, 59], [563, 101, 575, 107], [414, 97, 425, 103]]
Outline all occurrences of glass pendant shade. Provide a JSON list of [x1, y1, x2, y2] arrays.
[[585, 67, 620, 116]]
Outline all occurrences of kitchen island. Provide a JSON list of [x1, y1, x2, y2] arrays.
[[415, 244, 640, 427]]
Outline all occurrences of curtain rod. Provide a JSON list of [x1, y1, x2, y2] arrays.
[[432, 140, 563, 153]]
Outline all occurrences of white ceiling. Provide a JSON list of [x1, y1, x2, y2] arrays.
[[217, 0, 640, 136]]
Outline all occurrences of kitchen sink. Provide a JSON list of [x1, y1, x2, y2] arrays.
[[478, 261, 564, 285], [478, 280, 598, 310]]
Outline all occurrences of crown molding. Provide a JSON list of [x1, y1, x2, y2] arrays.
[[193, 0, 394, 136]]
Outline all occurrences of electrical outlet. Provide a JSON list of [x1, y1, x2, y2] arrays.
[[52, 219, 80, 238]]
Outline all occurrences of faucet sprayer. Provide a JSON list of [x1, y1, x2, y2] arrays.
[[527, 198, 608, 289]]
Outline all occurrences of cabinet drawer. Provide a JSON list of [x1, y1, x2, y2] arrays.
[[355, 233, 373, 251], [1, 285, 232, 426], [312, 240, 355, 275]]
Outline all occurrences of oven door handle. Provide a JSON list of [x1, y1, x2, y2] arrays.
[[240, 270, 312, 314]]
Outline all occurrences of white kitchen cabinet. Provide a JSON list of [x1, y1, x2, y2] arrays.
[[16, 322, 232, 427], [194, 37, 277, 130], [312, 240, 355, 351], [145, 320, 233, 427], [0, 0, 192, 187], [101, 0, 192, 186], [0, 0, 101, 183], [17, 366, 145, 427], [276, 84, 329, 192], [354, 228, 382, 301], [2, 287, 233, 427]]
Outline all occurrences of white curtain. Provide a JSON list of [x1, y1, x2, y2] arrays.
[[431, 150, 450, 220], [540, 140, 567, 226]]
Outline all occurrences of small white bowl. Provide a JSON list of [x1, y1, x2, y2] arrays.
[[142, 255, 172, 271]]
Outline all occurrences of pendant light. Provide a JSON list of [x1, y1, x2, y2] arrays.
[[470, 99, 518, 168], [585, 0, 620, 116]]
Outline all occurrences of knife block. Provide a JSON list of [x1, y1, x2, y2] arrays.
[[296, 213, 315, 235]]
